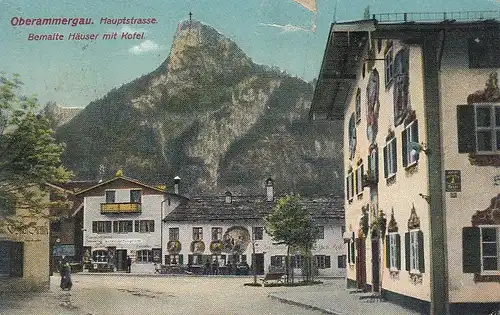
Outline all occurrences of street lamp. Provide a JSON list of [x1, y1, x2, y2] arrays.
[[160, 197, 170, 265]]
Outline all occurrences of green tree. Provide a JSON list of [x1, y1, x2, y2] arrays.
[[0, 73, 72, 232], [264, 194, 320, 283]]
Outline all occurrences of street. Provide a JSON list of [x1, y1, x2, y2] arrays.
[[1, 274, 332, 315]]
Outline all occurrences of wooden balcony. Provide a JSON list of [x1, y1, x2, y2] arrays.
[[100, 203, 141, 214]]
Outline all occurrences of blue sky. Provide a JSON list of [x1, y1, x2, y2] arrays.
[[1, 0, 498, 108]]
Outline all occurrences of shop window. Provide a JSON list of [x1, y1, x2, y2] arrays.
[[193, 227, 203, 240], [135, 220, 154, 233], [169, 227, 179, 241], [92, 221, 112, 233], [136, 250, 153, 263], [386, 232, 401, 271], [113, 220, 133, 233], [0, 241, 23, 278], [252, 227, 264, 240], [130, 190, 141, 203], [212, 227, 222, 241], [314, 255, 331, 269], [405, 230, 425, 274], [402, 120, 420, 167], [457, 104, 500, 154], [105, 190, 115, 203], [383, 138, 397, 179]]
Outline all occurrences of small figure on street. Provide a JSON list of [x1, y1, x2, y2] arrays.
[[204, 258, 210, 275], [126, 256, 132, 273], [211, 259, 219, 275], [59, 258, 72, 291]]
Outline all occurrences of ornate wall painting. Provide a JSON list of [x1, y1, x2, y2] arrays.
[[366, 69, 380, 144], [190, 240, 205, 254], [349, 113, 357, 160], [167, 240, 182, 254], [210, 240, 224, 254], [393, 48, 410, 127], [222, 226, 250, 254]]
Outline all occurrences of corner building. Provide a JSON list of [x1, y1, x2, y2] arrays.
[[310, 13, 500, 315]]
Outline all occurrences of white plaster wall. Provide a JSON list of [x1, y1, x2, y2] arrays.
[[163, 220, 346, 277], [439, 33, 500, 303], [344, 40, 431, 301]]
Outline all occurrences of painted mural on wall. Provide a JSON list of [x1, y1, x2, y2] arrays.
[[167, 240, 181, 254], [366, 69, 380, 144], [210, 240, 223, 254], [393, 47, 410, 126], [222, 226, 250, 254], [348, 113, 356, 160], [190, 240, 205, 254]]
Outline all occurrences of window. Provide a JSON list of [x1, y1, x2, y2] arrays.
[[384, 44, 394, 86], [212, 227, 222, 241], [317, 226, 324, 239], [270, 255, 286, 267], [367, 147, 379, 183], [169, 228, 179, 241], [135, 220, 154, 233], [346, 170, 354, 201], [405, 230, 424, 274], [386, 233, 401, 271], [188, 254, 203, 265], [383, 138, 397, 178], [105, 190, 116, 203], [402, 120, 420, 167], [347, 233, 355, 265], [469, 36, 500, 68], [130, 190, 141, 203], [355, 88, 361, 123], [481, 226, 500, 272], [113, 220, 133, 233], [252, 227, 264, 240], [457, 104, 500, 154], [291, 255, 304, 268], [355, 164, 364, 196], [315, 255, 331, 269], [165, 254, 183, 265], [136, 250, 153, 263], [338, 255, 347, 268], [92, 221, 112, 233], [0, 241, 23, 278], [193, 227, 203, 240]]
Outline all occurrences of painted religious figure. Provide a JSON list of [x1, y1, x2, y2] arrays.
[[366, 69, 380, 144], [348, 113, 357, 160], [393, 47, 410, 126], [222, 226, 250, 254]]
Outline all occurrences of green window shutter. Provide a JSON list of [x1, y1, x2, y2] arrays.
[[360, 165, 364, 189], [405, 232, 410, 271], [417, 230, 425, 273], [179, 255, 183, 265], [346, 176, 350, 200], [367, 154, 372, 174], [383, 145, 388, 178], [392, 141, 398, 173], [462, 227, 481, 273], [11, 242, 23, 277], [151, 221, 155, 233], [396, 234, 401, 270], [402, 128, 408, 168], [412, 120, 419, 162], [347, 243, 351, 264], [374, 149, 379, 182], [135, 221, 139, 232], [92, 221, 97, 233], [355, 171, 359, 195], [385, 236, 390, 268], [325, 256, 331, 268], [457, 105, 476, 153]]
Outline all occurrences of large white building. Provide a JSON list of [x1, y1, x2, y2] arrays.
[[163, 178, 346, 278], [76, 175, 186, 273], [310, 13, 500, 315]]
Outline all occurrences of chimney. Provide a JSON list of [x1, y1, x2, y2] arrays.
[[173, 176, 181, 194], [225, 191, 232, 204], [265, 177, 274, 202]]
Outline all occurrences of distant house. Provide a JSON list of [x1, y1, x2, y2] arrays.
[[163, 178, 346, 277], [310, 13, 500, 315], [75, 175, 187, 273], [0, 188, 50, 292]]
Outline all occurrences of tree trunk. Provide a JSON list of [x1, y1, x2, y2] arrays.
[[286, 245, 290, 283]]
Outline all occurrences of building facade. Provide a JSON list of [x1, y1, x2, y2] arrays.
[[310, 14, 500, 315], [76, 176, 186, 273], [163, 179, 346, 278]]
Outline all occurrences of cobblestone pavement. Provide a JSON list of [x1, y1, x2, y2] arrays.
[[0, 274, 326, 315]]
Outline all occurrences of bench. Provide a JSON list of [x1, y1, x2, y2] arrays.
[[260, 272, 286, 286]]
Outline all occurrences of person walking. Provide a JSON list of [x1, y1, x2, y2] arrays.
[[126, 256, 132, 273], [59, 258, 72, 291]]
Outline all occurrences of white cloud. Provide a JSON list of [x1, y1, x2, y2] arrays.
[[259, 23, 313, 34], [120, 25, 147, 34], [128, 40, 161, 55]]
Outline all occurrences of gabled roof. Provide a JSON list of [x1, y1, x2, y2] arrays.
[[164, 195, 344, 222], [74, 176, 187, 199], [309, 16, 500, 121]]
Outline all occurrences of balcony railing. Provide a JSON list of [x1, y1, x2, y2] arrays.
[[100, 202, 141, 214], [373, 11, 500, 23]]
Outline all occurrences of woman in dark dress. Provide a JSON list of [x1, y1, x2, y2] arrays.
[[60, 259, 73, 291]]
